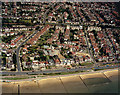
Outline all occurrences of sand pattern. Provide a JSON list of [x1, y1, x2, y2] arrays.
[[60, 75, 88, 93]]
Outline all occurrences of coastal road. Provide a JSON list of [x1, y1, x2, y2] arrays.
[[1, 65, 119, 76]]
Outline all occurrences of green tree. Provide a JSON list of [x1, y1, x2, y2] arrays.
[[2, 57, 6, 66], [13, 53, 17, 69]]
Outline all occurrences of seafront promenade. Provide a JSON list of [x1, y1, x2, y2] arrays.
[[0, 69, 118, 93]]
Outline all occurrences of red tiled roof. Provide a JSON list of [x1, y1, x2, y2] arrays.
[[14, 35, 23, 44], [28, 25, 50, 45], [11, 43, 15, 46]]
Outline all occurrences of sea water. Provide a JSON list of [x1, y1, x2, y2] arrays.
[[88, 78, 119, 93]]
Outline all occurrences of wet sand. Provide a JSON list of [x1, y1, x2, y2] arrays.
[[60, 75, 89, 93], [37, 78, 66, 93], [80, 73, 111, 85]]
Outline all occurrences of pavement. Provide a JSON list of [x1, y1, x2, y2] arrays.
[[10, 3, 120, 73], [84, 27, 97, 66], [15, 3, 57, 72], [15, 28, 42, 72], [0, 65, 119, 76]]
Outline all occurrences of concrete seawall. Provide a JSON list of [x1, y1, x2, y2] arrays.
[[1, 69, 118, 93]]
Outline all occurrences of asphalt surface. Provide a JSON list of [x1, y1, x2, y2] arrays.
[[15, 29, 41, 72], [0, 65, 119, 76], [15, 22, 119, 72], [14, 3, 120, 72], [43, 3, 56, 24], [83, 27, 97, 66], [15, 3, 56, 72]]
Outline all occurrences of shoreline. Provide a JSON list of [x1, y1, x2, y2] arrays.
[[1, 68, 118, 93], [1, 68, 118, 82]]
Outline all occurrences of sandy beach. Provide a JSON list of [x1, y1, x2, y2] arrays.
[[0, 68, 118, 93]]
